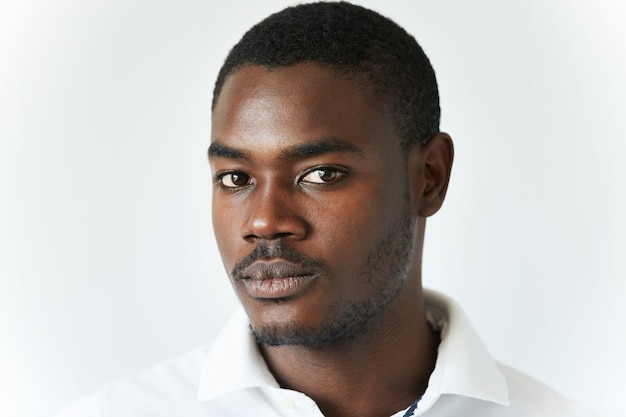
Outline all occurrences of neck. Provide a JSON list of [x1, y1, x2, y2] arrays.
[[259, 284, 439, 417]]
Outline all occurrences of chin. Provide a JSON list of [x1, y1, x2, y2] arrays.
[[248, 298, 380, 347], [250, 320, 354, 347], [247, 304, 334, 346]]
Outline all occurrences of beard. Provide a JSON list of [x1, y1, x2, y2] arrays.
[[233, 203, 415, 348]]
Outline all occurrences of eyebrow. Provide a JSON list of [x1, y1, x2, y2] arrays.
[[208, 137, 364, 161], [208, 142, 250, 161], [281, 137, 363, 159]]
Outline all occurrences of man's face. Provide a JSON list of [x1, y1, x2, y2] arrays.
[[210, 63, 417, 346]]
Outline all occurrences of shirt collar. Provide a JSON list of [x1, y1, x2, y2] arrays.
[[417, 289, 510, 412], [197, 308, 279, 401], [198, 289, 510, 408]]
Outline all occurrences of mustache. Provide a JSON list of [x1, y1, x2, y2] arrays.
[[230, 241, 328, 281]]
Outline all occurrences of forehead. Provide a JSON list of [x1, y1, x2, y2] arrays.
[[211, 63, 398, 152]]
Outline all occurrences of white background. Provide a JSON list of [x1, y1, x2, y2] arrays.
[[1, 1, 624, 416]]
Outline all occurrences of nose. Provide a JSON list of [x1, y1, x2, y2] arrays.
[[243, 182, 308, 242]]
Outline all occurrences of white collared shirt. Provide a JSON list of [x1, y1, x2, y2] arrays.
[[56, 290, 595, 416]]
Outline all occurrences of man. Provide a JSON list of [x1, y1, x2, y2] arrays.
[[58, 2, 594, 416]]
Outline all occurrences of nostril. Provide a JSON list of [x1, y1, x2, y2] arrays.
[[243, 200, 308, 241], [244, 231, 297, 244], [246, 218, 301, 241]]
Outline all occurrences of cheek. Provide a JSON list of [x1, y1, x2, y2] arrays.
[[212, 200, 242, 271], [311, 184, 403, 265]]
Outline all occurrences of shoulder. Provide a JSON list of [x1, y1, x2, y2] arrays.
[[497, 362, 596, 417], [55, 346, 210, 417]]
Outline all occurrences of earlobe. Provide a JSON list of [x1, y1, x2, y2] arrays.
[[408, 132, 454, 218]]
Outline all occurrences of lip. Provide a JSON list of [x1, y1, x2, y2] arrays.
[[239, 261, 318, 300]]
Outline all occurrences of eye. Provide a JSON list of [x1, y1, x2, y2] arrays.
[[217, 172, 252, 189], [301, 167, 345, 184]]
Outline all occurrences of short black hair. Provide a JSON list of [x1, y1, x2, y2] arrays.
[[212, 1, 440, 150]]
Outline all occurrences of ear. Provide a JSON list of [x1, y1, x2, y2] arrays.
[[407, 132, 454, 218]]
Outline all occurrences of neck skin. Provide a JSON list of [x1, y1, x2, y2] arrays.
[[259, 220, 439, 417]]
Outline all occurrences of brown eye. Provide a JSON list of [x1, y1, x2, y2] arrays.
[[301, 168, 343, 184], [219, 172, 251, 188]]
